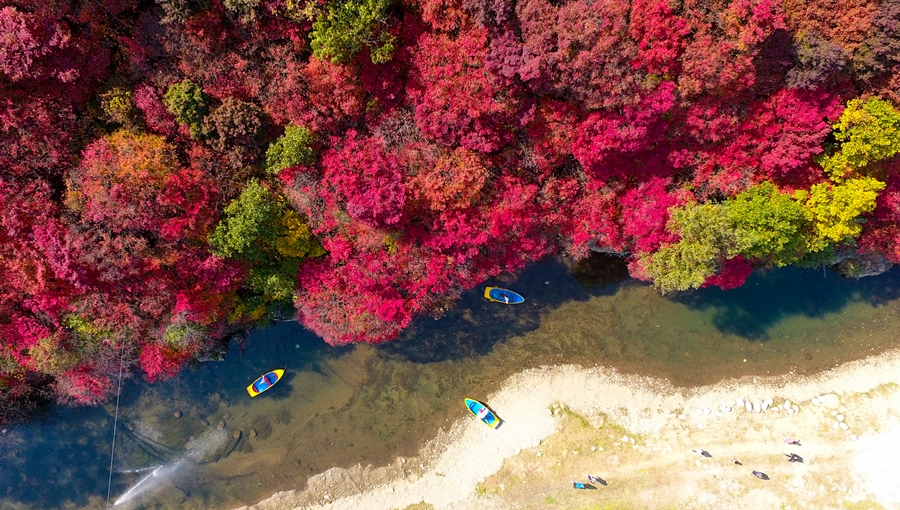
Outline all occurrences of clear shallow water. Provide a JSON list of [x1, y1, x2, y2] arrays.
[[4, 256, 900, 509]]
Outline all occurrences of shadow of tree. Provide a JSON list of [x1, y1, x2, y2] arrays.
[[379, 254, 631, 363], [670, 265, 900, 341]]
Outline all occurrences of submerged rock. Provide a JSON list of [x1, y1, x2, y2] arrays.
[[832, 251, 893, 278]]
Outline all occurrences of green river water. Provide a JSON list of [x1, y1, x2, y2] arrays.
[[3, 255, 900, 509]]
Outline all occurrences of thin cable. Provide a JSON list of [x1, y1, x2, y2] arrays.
[[106, 348, 126, 508]]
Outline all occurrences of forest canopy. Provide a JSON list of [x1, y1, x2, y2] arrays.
[[3, 0, 900, 418]]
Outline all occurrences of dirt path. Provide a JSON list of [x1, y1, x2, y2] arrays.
[[235, 350, 900, 510]]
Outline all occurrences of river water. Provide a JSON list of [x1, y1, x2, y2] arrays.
[[3, 255, 900, 509]]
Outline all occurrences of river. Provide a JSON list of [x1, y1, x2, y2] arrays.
[[3, 255, 900, 509]]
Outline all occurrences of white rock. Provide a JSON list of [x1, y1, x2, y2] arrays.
[[746, 402, 753, 412], [703, 407, 711, 415], [787, 409, 795, 415], [784, 400, 792, 408], [831, 410, 838, 416], [724, 406, 732, 412], [622, 435, 630, 442], [753, 401, 762, 413], [762, 398, 773, 410], [832, 422, 840, 430], [677, 414, 686, 420], [839, 422, 849, 431], [736, 398, 744, 407], [819, 394, 840, 409], [850, 434, 858, 441], [812, 397, 819, 405], [697, 422, 705, 430], [837, 415, 845, 421]]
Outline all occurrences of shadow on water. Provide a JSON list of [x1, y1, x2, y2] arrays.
[[0, 321, 345, 509], [671, 266, 900, 341], [8, 254, 900, 510], [379, 255, 631, 363]]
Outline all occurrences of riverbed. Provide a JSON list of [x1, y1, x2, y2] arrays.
[[3, 255, 900, 509]]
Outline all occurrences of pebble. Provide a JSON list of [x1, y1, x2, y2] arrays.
[[762, 398, 773, 410], [832, 422, 840, 430], [173, 411, 182, 419], [233, 430, 242, 439], [836, 414, 844, 422], [819, 394, 841, 409], [677, 414, 686, 420], [753, 401, 762, 413], [812, 397, 819, 405], [787, 409, 795, 416], [736, 398, 744, 407], [218, 420, 226, 429], [784, 400, 792, 408], [850, 434, 858, 441], [745, 402, 753, 412], [250, 428, 258, 438], [839, 422, 849, 431]]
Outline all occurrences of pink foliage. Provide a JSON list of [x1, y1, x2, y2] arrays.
[[572, 82, 676, 183], [321, 131, 406, 228], [55, 365, 112, 406], [702, 256, 754, 290], [410, 27, 524, 152], [276, 58, 365, 134], [0, 98, 75, 178], [133, 83, 178, 137], [629, 0, 690, 75], [620, 177, 687, 254], [172, 252, 241, 325], [859, 172, 900, 263], [139, 342, 187, 383]]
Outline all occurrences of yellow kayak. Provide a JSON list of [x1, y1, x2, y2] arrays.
[[246, 369, 284, 397]]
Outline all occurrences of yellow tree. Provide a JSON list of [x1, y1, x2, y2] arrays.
[[819, 97, 900, 180], [794, 177, 885, 252]]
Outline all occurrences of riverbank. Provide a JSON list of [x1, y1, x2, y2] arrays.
[[236, 348, 900, 510]]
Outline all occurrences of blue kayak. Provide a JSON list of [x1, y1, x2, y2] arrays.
[[465, 398, 501, 429], [484, 287, 525, 304]]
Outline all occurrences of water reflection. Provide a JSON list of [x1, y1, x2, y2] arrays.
[[673, 266, 900, 340], [3, 256, 900, 509]]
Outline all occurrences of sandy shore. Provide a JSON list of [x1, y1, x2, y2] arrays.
[[235, 349, 900, 510]]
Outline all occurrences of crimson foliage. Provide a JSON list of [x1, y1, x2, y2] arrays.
[[1, 0, 898, 415]]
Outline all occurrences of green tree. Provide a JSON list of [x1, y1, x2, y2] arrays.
[[309, 0, 396, 64], [645, 203, 749, 293], [264, 125, 316, 174], [164, 79, 210, 138], [794, 177, 885, 252], [209, 181, 324, 310], [819, 97, 900, 179], [728, 182, 808, 266]]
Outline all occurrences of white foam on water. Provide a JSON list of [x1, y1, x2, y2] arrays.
[[112, 427, 229, 507]]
